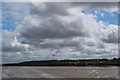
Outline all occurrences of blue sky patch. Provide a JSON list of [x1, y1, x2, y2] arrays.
[[2, 2, 30, 31], [90, 10, 118, 25]]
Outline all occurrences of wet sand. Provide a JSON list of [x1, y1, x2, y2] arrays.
[[2, 66, 119, 78]]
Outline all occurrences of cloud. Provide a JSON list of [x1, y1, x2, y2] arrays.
[[2, 30, 29, 52], [2, 2, 118, 63], [100, 25, 119, 43], [17, 2, 118, 55], [30, 2, 70, 16], [70, 2, 118, 12], [17, 16, 89, 40], [16, 3, 101, 50]]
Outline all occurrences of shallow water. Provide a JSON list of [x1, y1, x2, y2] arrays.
[[2, 66, 119, 78]]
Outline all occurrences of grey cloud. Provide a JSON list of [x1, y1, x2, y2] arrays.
[[70, 2, 118, 12], [42, 39, 81, 49], [18, 16, 89, 41], [30, 2, 70, 16]]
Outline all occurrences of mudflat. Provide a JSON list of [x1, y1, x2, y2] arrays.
[[2, 66, 119, 78]]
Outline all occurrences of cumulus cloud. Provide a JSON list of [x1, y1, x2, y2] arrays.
[[2, 2, 118, 63], [2, 30, 29, 52], [100, 25, 119, 43]]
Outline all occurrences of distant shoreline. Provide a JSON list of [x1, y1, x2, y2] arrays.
[[2, 58, 120, 67]]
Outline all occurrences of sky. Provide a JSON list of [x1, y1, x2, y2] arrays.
[[1, 2, 119, 63]]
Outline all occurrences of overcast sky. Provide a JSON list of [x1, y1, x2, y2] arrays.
[[2, 2, 119, 63]]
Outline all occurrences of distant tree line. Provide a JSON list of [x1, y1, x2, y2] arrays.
[[3, 58, 120, 66]]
